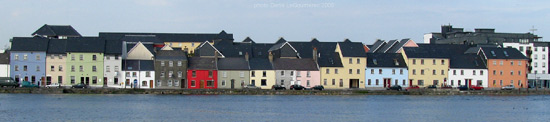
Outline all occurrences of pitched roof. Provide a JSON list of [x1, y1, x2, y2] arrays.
[[403, 44, 470, 58], [11, 37, 49, 51], [47, 39, 67, 54], [481, 47, 528, 59], [248, 58, 273, 70], [242, 37, 255, 43], [120, 35, 163, 43], [123, 60, 154, 71], [214, 42, 252, 58], [387, 39, 412, 53], [32, 24, 81, 37], [188, 57, 217, 70], [269, 42, 297, 52], [105, 39, 122, 54], [368, 40, 386, 53], [217, 58, 249, 70], [366, 53, 407, 68], [0, 51, 9, 64], [272, 58, 318, 70], [338, 41, 367, 57], [155, 50, 187, 60], [449, 54, 486, 69], [65, 37, 106, 52], [275, 37, 287, 44], [98, 31, 233, 42], [376, 40, 398, 53]]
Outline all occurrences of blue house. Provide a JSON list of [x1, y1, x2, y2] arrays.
[[10, 37, 49, 85], [365, 53, 409, 89]]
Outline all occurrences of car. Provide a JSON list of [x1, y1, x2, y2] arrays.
[[21, 81, 39, 88], [469, 85, 484, 90], [501, 85, 515, 90], [427, 85, 437, 89], [271, 85, 286, 90], [289, 84, 305, 90], [244, 84, 259, 89], [441, 85, 453, 89], [387, 85, 402, 91], [46, 83, 61, 88], [0, 77, 18, 88], [72, 83, 88, 89], [405, 85, 420, 91], [457, 85, 469, 91], [311, 85, 324, 90]]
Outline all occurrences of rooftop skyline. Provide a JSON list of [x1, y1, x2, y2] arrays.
[[1, 0, 549, 48]]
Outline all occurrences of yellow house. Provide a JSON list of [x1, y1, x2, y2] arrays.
[[45, 39, 68, 86], [319, 40, 367, 89], [248, 58, 276, 89]]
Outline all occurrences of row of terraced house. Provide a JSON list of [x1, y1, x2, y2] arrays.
[[6, 24, 546, 89]]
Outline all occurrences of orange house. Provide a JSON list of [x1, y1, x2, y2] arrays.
[[481, 47, 528, 88]]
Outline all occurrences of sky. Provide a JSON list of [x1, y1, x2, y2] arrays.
[[1, 0, 550, 48]]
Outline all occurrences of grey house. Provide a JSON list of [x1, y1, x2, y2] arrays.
[[154, 50, 188, 89], [217, 57, 250, 89]]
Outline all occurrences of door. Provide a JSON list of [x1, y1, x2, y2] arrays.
[[231, 79, 235, 89], [81, 77, 85, 84], [200, 80, 204, 89], [182, 79, 187, 89], [104, 77, 108, 87], [349, 79, 359, 88], [86, 77, 90, 85], [41, 77, 46, 86], [46, 76, 52, 85], [409, 79, 413, 87], [383, 78, 391, 88], [150, 80, 154, 88]]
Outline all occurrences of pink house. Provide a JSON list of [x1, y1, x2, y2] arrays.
[[296, 70, 320, 88]]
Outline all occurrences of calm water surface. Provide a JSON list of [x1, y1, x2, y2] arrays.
[[0, 94, 549, 122]]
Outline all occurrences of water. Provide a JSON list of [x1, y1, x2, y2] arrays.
[[0, 94, 549, 122]]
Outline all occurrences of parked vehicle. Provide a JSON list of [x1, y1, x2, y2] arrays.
[[71, 83, 88, 89], [244, 84, 259, 89], [312, 85, 324, 90], [21, 81, 39, 88], [290, 84, 305, 90], [271, 85, 286, 90], [387, 85, 402, 91], [427, 85, 437, 89], [406, 85, 420, 91], [46, 83, 61, 88], [457, 85, 469, 91], [469, 85, 484, 90], [501, 85, 515, 90], [0, 77, 18, 88], [441, 85, 453, 89]]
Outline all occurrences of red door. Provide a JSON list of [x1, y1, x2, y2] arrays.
[[409, 79, 413, 87]]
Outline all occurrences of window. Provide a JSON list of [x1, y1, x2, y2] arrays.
[[114, 66, 119, 72], [79, 54, 83, 60], [460, 70, 464, 75], [290, 71, 294, 76], [418, 80, 424, 86], [23, 65, 27, 71], [510, 80, 514, 85], [307, 71, 311, 77], [146, 71, 151, 77], [510, 71, 514, 75], [114, 78, 118, 85], [518, 80, 522, 86], [59, 55, 63, 59], [70, 76, 75, 84], [379, 69, 382, 74], [402, 80, 406, 85], [169, 61, 173, 67], [160, 71, 165, 77], [191, 80, 196, 87], [493, 80, 496, 86], [511, 61, 514, 66], [535, 54, 538, 60], [106, 66, 110, 72], [92, 76, 97, 84], [519, 61, 522, 66], [79, 65, 83, 72], [544, 54, 546, 60], [500, 61, 503, 65], [177, 61, 182, 66], [480, 70, 484, 75], [349, 69, 353, 74], [323, 79, 327, 85], [421, 70, 424, 75], [14, 54, 18, 60], [240, 71, 244, 77], [493, 70, 496, 75], [441, 70, 445, 75], [178, 71, 182, 78], [421, 59, 424, 65], [23, 54, 27, 60], [368, 79, 371, 85], [392, 69, 396, 74], [221, 80, 226, 86], [500, 80, 503, 86], [339, 79, 343, 87], [376, 79, 379, 85], [132, 72, 137, 77], [280, 80, 284, 86], [433, 59, 436, 65], [441, 60, 445, 65], [493, 61, 496, 65], [50, 54, 54, 59], [222, 71, 227, 77], [326, 69, 330, 74], [36, 54, 40, 61], [335, 69, 338, 74], [14, 65, 18, 71], [371, 69, 374, 74], [192, 71, 196, 77], [332, 79, 335, 85], [535, 62, 538, 67], [126, 72, 130, 77], [500, 71, 503, 75], [473, 70, 476, 75], [261, 79, 267, 86], [36, 66, 40, 71], [349, 58, 352, 64], [357, 59, 360, 64], [58, 76, 63, 84], [281, 71, 284, 76], [208, 70, 213, 77], [251, 71, 256, 77], [400, 69, 403, 75], [412, 59, 416, 65], [161, 61, 165, 66], [92, 66, 97, 72], [168, 71, 173, 78], [251, 80, 256, 86], [262, 71, 266, 77], [51, 65, 55, 71], [168, 80, 172, 86], [453, 70, 456, 75], [307, 80, 310, 87], [92, 55, 97, 61], [412, 69, 416, 75], [357, 69, 360, 74], [451, 80, 454, 85], [106, 56, 110, 60], [519, 46, 524, 51], [433, 70, 436, 75], [518, 71, 521, 75]]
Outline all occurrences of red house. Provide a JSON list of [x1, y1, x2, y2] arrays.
[[187, 57, 218, 89]]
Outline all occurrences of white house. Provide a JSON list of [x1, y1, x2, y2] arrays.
[[0, 50, 9, 77], [503, 42, 549, 88], [447, 53, 488, 87], [365, 53, 409, 89]]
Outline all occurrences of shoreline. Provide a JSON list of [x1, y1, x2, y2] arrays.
[[2, 88, 550, 95]]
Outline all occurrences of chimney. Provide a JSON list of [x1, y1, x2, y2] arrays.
[[268, 52, 273, 62], [313, 47, 318, 62], [245, 52, 249, 61], [214, 51, 219, 64]]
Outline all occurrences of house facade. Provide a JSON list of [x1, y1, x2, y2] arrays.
[[502, 42, 549, 88], [187, 58, 217, 89], [217, 58, 249, 89], [0, 50, 9, 77], [249, 58, 275, 89], [10, 37, 48, 85], [103, 40, 123, 88], [447, 54, 488, 87], [481, 47, 528, 89], [154, 50, 188, 89], [123, 60, 155, 88], [365, 53, 408, 89], [46, 39, 67, 86], [65, 38, 105, 87], [328, 41, 367, 89]]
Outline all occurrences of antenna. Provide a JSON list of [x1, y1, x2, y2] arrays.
[[530, 25, 537, 34]]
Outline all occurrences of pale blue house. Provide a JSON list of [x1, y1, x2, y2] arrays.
[[10, 37, 49, 85], [365, 53, 409, 89]]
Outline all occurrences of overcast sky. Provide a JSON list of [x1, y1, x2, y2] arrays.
[[1, 0, 549, 48]]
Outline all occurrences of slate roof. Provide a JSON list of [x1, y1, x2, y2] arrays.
[[47, 39, 67, 54], [123, 60, 155, 71], [251, 43, 274, 58], [272, 58, 318, 70], [376, 40, 397, 53], [481, 47, 528, 59], [32, 24, 81, 37], [338, 41, 367, 57], [368, 40, 386, 53], [387, 39, 411, 53], [66, 37, 106, 52], [11, 37, 49, 51], [275, 37, 287, 44], [188, 57, 217, 70], [464, 47, 481, 54], [105, 40, 122, 54], [98, 31, 233, 42], [120, 35, 163, 43], [0, 51, 9, 64], [403, 44, 470, 58], [366, 53, 407, 68], [242, 37, 255, 43], [155, 50, 187, 60], [449, 54, 486, 69], [248, 58, 273, 70], [217, 58, 249, 70], [214, 42, 252, 58], [288, 41, 342, 67]]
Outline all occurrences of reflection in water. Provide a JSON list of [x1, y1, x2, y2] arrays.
[[0, 94, 549, 122]]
